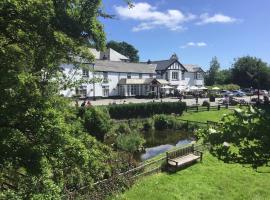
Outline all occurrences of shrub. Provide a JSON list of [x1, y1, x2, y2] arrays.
[[153, 114, 176, 130], [142, 119, 154, 131], [202, 100, 210, 107], [116, 132, 145, 153], [107, 102, 186, 119], [84, 107, 112, 142], [116, 123, 132, 135]]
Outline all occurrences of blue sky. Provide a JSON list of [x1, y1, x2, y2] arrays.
[[100, 0, 270, 70]]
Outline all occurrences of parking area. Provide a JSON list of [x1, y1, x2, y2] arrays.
[[78, 96, 259, 106]]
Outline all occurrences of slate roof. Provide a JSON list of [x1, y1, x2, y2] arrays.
[[151, 59, 178, 71], [150, 58, 204, 73], [118, 78, 169, 85], [93, 60, 157, 74]]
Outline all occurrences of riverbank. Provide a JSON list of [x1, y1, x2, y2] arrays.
[[113, 152, 270, 200]]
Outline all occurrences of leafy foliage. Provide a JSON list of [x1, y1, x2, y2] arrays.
[[83, 107, 112, 142], [205, 57, 221, 86], [207, 84, 240, 91], [231, 56, 270, 89], [196, 106, 270, 169], [0, 0, 128, 198], [108, 102, 186, 119], [116, 132, 145, 153]]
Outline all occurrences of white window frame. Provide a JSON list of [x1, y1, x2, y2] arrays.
[[82, 69, 89, 78], [102, 86, 109, 97], [103, 72, 108, 83], [172, 72, 179, 80], [76, 85, 87, 97]]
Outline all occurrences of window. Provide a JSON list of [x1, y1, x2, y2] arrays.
[[194, 73, 202, 80], [76, 86, 87, 97], [165, 72, 169, 81], [181, 72, 185, 80], [102, 86, 109, 97], [82, 69, 89, 78], [131, 85, 136, 95], [172, 72, 179, 80], [127, 73, 131, 79], [139, 74, 142, 79], [103, 72, 108, 83]]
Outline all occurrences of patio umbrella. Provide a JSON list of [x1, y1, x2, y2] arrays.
[[198, 86, 208, 90], [177, 85, 187, 91], [161, 85, 173, 89], [212, 86, 220, 90], [190, 86, 199, 91]]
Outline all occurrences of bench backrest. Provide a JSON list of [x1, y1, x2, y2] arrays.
[[167, 145, 194, 159]]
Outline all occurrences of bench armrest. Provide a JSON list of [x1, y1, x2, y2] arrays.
[[193, 150, 203, 161], [167, 158, 178, 165]]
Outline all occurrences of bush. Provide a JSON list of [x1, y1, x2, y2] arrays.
[[202, 101, 210, 107], [116, 123, 131, 134], [208, 84, 240, 91], [84, 107, 112, 142], [107, 102, 186, 119], [116, 132, 145, 153], [142, 119, 154, 131], [153, 114, 176, 130]]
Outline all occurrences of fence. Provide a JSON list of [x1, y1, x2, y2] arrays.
[[92, 143, 210, 186]]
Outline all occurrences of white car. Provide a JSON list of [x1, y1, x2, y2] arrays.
[[261, 90, 269, 95]]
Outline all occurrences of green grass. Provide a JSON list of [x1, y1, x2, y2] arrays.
[[113, 153, 270, 200], [178, 109, 232, 122]]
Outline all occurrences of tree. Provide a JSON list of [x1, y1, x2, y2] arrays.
[[0, 0, 120, 198], [107, 40, 139, 62], [205, 57, 221, 86], [196, 106, 270, 169], [216, 69, 232, 85], [84, 107, 112, 142], [231, 56, 270, 89]]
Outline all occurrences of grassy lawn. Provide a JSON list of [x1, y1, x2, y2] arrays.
[[178, 109, 232, 122], [113, 152, 270, 200]]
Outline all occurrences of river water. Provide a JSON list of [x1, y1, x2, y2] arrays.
[[136, 130, 194, 161]]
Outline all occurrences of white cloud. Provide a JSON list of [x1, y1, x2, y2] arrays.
[[197, 13, 238, 25], [197, 42, 207, 47], [181, 42, 207, 49], [115, 2, 196, 32]]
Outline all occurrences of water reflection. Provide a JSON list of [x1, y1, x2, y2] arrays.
[[138, 130, 194, 161]]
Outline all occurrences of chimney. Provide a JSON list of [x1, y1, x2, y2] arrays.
[[170, 53, 178, 60]]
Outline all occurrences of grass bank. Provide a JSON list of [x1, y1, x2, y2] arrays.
[[113, 152, 270, 200], [178, 109, 232, 122]]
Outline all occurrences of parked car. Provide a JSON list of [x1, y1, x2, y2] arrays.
[[220, 90, 234, 97], [253, 90, 269, 96], [232, 90, 246, 97], [242, 88, 254, 96]]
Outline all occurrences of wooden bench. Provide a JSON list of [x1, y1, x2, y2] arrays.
[[166, 145, 203, 172]]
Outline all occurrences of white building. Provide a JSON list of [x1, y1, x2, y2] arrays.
[[60, 49, 204, 98]]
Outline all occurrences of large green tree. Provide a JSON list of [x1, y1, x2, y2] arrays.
[[107, 40, 139, 62], [0, 0, 122, 198], [205, 57, 221, 86], [231, 56, 270, 89]]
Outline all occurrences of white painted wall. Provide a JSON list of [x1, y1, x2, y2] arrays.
[[60, 64, 156, 98]]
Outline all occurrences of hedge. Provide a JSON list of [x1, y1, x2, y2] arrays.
[[107, 102, 186, 119]]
